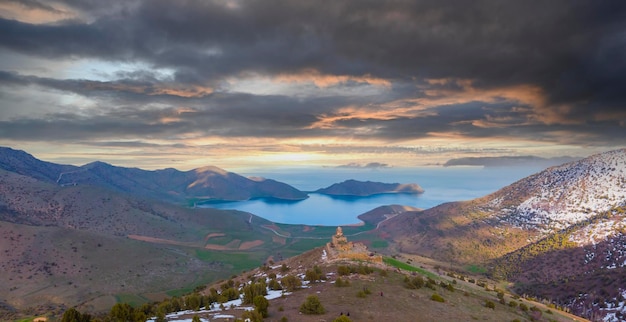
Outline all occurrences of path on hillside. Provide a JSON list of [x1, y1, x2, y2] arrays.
[[56, 169, 88, 186]]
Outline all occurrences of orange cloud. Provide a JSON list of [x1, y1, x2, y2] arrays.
[[274, 69, 391, 88], [0, 2, 78, 24], [422, 78, 586, 126], [308, 77, 566, 131], [83, 81, 213, 98], [151, 85, 213, 98], [422, 78, 546, 109], [156, 107, 198, 125]]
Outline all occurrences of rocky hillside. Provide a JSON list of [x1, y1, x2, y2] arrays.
[[60, 246, 586, 322], [0, 165, 288, 315], [487, 149, 626, 231], [0, 146, 75, 182], [316, 179, 424, 196], [376, 149, 626, 321], [380, 149, 626, 262], [490, 207, 626, 321], [0, 146, 308, 203]]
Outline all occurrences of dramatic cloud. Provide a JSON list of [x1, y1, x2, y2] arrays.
[[0, 0, 624, 169]]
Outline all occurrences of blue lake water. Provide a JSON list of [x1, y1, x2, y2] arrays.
[[200, 166, 544, 226]]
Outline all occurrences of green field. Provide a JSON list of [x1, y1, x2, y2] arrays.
[[165, 287, 196, 298], [465, 264, 488, 274], [383, 257, 438, 279], [284, 238, 328, 252], [370, 240, 389, 248], [114, 294, 150, 307], [195, 249, 263, 271]]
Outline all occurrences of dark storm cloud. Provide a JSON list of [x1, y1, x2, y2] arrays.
[[2, 68, 625, 146], [1, 0, 625, 147]]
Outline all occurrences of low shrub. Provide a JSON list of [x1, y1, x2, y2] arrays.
[[300, 295, 325, 314], [431, 293, 445, 303]]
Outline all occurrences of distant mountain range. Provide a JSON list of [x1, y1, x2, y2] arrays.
[[378, 149, 626, 320], [0, 147, 307, 203], [0, 147, 425, 203], [315, 179, 424, 196]]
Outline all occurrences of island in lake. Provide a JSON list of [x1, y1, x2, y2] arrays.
[[315, 179, 424, 197]]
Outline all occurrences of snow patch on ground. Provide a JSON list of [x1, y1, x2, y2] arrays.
[[569, 218, 625, 246], [492, 149, 626, 232], [602, 289, 626, 322], [149, 263, 326, 321]]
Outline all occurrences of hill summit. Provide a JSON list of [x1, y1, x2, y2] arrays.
[[316, 179, 424, 196]]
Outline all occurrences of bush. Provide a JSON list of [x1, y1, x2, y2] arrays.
[[61, 308, 91, 322], [335, 277, 350, 287], [241, 310, 264, 322], [404, 275, 425, 289], [268, 278, 282, 290], [253, 295, 269, 318], [337, 265, 351, 276], [110, 303, 133, 322], [281, 275, 302, 292], [356, 290, 367, 298], [431, 293, 445, 303], [242, 281, 267, 304], [508, 301, 518, 308], [485, 300, 496, 309], [334, 315, 353, 322], [305, 269, 321, 283], [300, 295, 326, 314], [519, 303, 529, 312]]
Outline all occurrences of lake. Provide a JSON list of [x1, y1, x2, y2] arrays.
[[200, 166, 544, 226]]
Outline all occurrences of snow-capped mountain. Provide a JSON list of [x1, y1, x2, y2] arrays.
[[380, 149, 626, 321], [488, 149, 626, 231]]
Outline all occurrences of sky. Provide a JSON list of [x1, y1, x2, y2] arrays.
[[0, 0, 625, 171]]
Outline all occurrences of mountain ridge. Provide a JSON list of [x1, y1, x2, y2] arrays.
[[0, 146, 308, 203]]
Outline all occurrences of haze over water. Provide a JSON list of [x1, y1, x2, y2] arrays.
[[201, 166, 544, 225]]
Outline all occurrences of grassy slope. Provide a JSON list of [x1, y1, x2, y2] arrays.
[[0, 169, 290, 314], [192, 247, 586, 322], [375, 200, 536, 265]]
